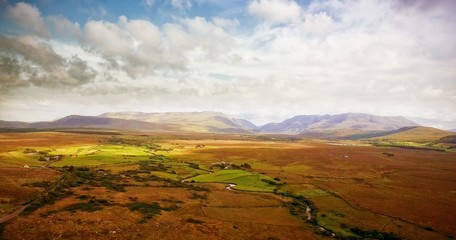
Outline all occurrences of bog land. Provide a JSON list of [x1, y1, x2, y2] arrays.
[[0, 131, 455, 240]]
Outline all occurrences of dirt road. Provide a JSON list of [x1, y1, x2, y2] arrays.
[[0, 204, 30, 224]]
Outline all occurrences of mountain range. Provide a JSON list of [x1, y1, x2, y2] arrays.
[[258, 113, 416, 134], [2, 111, 450, 139], [98, 112, 255, 133]]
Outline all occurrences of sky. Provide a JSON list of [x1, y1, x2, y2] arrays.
[[0, 0, 455, 128]]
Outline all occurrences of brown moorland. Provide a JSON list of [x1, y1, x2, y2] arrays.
[[0, 131, 455, 240]]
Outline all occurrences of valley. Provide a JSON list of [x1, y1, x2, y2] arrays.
[[0, 131, 455, 239]]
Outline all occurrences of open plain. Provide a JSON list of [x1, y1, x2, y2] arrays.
[[0, 131, 455, 240]]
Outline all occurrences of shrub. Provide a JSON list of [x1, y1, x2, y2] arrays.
[[23, 148, 37, 153], [261, 179, 282, 186], [63, 199, 110, 213], [128, 202, 161, 220], [190, 193, 208, 200], [240, 163, 251, 169], [188, 163, 200, 169], [186, 218, 204, 224], [424, 226, 434, 231], [63, 202, 102, 212], [161, 205, 180, 211]]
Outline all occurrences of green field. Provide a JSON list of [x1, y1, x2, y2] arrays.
[[187, 169, 281, 192], [51, 145, 152, 166]]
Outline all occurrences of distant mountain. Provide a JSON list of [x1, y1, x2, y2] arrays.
[[437, 135, 456, 144], [0, 120, 29, 128], [231, 118, 257, 130], [99, 112, 256, 133], [370, 126, 455, 142], [259, 113, 418, 134], [0, 112, 423, 135], [0, 115, 175, 131]]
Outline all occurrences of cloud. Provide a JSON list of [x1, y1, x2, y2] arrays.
[[0, 35, 62, 71], [299, 12, 333, 35], [47, 15, 82, 40], [396, 0, 456, 12], [0, 35, 97, 89], [141, 0, 155, 8], [212, 17, 240, 32], [171, 0, 192, 10], [176, 16, 233, 57], [0, 57, 30, 90], [82, 15, 234, 77], [421, 86, 443, 97], [83, 16, 173, 77], [248, 0, 302, 24], [6, 2, 50, 38]]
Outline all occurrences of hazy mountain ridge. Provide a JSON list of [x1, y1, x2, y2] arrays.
[[259, 113, 418, 134], [0, 115, 176, 131], [0, 112, 425, 136], [370, 126, 455, 142], [99, 111, 256, 133], [0, 120, 30, 128]]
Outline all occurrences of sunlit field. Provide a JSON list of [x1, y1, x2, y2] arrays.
[[0, 131, 455, 240]]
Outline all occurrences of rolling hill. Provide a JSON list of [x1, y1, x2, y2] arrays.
[[371, 126, 455, 142], [259, 113, 418, 134], [0, 115, 176, 131], [0, 120, 29, 128], [99, 111, 256, 133]]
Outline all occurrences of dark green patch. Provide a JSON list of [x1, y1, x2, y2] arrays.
[[190, 192, 208, 200], [39, 210, 59, 218], [186, 218, 204, 224], [161, 204, 180, 211], [0, 222, 7, 239], [23, 181, 52, 188], [63, 199, 110, 213], [128, 202, 161, 221], [349, 226, 401, 240], [261, 178, 282, 186]]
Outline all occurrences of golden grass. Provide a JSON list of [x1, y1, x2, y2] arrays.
[[1, 132, 456, 239]]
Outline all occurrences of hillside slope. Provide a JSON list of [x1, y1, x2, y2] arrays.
[[0, 120, 30, 128], [372, 126, 455, 142], [259, 113, 418, 134], [99, 112, 255, 133], [0, 115, 175, 131]]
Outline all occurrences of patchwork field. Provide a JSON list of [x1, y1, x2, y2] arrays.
[[0, 132, 455, 239]]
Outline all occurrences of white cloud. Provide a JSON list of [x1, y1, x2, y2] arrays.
[[421, 86, 443, 97], [248, 0, 302, 24], [0, 35, 97, 89], [141, 0, 155, 8], [389, 85, 407, 93], [83, 16, 168, 77], [47, 15, 81, 40], [81, 15, 233, 77], [6, 2, 50, 38], [212, 17, 240, 32], [299, 12, 333, 35], [171, 0, 192, 10], [84, 19, 132, 56]]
